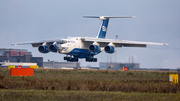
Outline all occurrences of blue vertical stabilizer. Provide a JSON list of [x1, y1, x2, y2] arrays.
[[96, 19, 109, 38]]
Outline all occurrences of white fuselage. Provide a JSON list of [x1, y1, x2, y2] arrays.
[[59, 37, 85, 54], [57, 37, 103, 58]]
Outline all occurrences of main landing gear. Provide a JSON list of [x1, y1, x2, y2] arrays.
[[64, 56, 79, 62], [64, 55, 97, 62], [85, 58, 97, 62]]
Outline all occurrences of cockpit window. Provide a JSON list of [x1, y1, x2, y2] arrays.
[[57, 40, 67, 44]]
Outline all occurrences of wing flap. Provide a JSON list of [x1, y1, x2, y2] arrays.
[[122, 44, 146, 47], [31, 43, 43, 47]]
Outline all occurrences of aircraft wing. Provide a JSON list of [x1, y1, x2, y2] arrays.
[[81, 37, 168, 47], [11, 38, 60, 47]]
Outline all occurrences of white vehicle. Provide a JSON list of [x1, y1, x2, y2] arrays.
[[12, 16, 168, 62]]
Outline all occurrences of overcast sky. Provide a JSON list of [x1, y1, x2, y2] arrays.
[[0, 0, 180, 68]]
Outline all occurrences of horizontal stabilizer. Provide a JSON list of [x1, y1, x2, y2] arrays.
[[83, 16, 135, 20], [84, 16, 135, 38]]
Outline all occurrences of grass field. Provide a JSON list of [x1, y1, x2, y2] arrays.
[[0, 90, 180, 101], [0, 68, 179, 100]]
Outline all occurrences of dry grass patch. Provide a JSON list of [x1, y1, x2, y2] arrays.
[[0, 68, 179, 93]]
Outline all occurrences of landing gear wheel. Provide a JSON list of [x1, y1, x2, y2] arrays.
[[67, 57, 72, 61], [85, 58, 89, 62], [64, 57, 68, 60], [65, 56, 79, 62], [93, 58, 97, 62], [74, 58, 79, 62], [86, 58, 97, 62]]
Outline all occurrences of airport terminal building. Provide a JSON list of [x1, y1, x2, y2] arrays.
[[0, 48, 80, 68], [0, 48, 43, 67]]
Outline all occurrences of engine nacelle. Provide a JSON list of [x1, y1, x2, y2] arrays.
[[49, 44, 58, 52], [104, 45, 116, 53], [89, 44, 100, 52], [38, 45, 50, 53]]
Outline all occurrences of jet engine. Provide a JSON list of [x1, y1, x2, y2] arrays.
[[104, 45, 116, 53], [49, 44, 63, 53], [38, 45, 50, 53], [49, 44, 58, 52], [89, 44, 100, 52]]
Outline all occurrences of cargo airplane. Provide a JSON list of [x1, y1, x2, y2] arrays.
[[12, 16, 168, 62]]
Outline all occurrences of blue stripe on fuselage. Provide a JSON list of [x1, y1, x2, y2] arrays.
[[68, 48, 101, 58]]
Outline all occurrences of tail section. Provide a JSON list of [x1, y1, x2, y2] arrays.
[[83, 16, 135, 39], [97, 18, 109, 38]]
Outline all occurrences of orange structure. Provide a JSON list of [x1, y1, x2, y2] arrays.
[[10, 68, 34, 76]]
